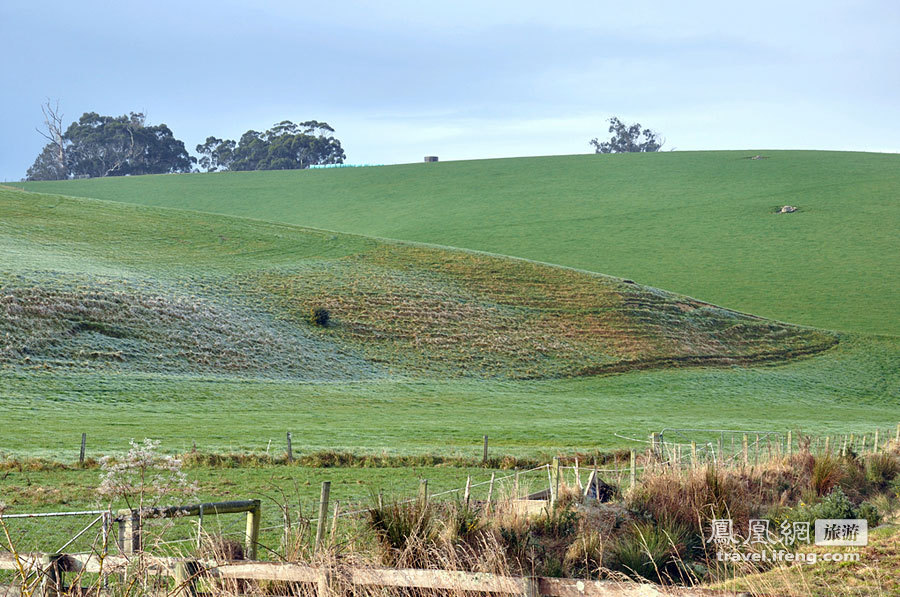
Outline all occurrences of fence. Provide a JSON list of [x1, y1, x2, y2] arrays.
[[0, 552, 733, 597]]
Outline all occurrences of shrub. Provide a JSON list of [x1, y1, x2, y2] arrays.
[[865, 453, 900, 490], [628, 465, 752, 535], [564, 530, 604, 577], [810, 455, 844, 496], [530, 502, 578, 538], [309, 307, 330, 327], [605, 521, 692, 584], [857, 502, 881, 528], [812, 486, 856, 520], [366, 499, 436, 566]]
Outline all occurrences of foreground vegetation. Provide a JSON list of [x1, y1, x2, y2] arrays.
[[15, 150, 900, 335], [3, 438, 898, 596]]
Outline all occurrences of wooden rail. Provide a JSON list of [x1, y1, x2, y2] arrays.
[[115, 499, 261, 559], [0, 553, 739, 596]]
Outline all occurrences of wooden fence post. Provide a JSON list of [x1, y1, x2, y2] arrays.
[[486, 473, 496, 510], [514, 471, 520, 499], [419, 479, 428, 508], [629, 450, 636, 490], [787, 430, 792, 459], [245, 500, 261, 560], [39, 553, 62, 597], [418, 479, 429, 508], [650, 433, 661, 460], [315, 481, 331, 552], [550, 457, 560, 506], [690, 441, 697, 468], [173, 560, 200, 597], [742, 434, 749, 467], [118, 509, 141, 554], [463, 476, 472, 506], [286, 432, 293, 463], [482, 435, 489, 464], [874, 429, 880, 454], [79, 433, 86, 466], [523, 576, 539, 597]]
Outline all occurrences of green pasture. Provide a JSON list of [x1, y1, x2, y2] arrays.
[[15, 150, 900, 335]]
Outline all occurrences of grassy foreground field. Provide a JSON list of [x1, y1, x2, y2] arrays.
[[0, 186, 896, 461], [15, 150, 900, 336]]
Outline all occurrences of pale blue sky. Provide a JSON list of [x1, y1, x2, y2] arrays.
[[2, 0, 898, 180]]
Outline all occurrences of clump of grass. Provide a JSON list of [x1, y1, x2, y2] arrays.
[[810, 454, 845, 496], [628, 465, 754, 535], [865, 452, 900, 490], [309, 307, 330, 327], [367, 498, 436, 566], [564, 529, 604, 577], [605, 521, 693, 584]]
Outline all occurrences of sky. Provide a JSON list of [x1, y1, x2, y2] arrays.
[[1, 0, 898, 181]]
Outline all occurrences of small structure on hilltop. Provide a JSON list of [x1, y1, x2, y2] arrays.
[[424, 156, 439, 162]]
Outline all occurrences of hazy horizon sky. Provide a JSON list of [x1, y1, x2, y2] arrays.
[[2, 0, 898, 181]]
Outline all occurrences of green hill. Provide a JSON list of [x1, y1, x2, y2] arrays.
[[0, 187, 834, 381], [15, 150, 900, 336]]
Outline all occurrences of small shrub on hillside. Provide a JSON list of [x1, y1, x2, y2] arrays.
[[857, 502, 882, 528], [367, 499, 436, 566], [628, 465, 753, 535], [605, 521, 692, 584], [810, 455, 844, 496], [866, 453, 900, 490], [564, 530, 604, 577], [309, 307, 330, 327], [530, 503, 578, 538], [814, 486, 856, 520]]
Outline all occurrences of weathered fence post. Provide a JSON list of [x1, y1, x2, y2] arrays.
[[315, 481, 331, 552], [742, 434, 749, 467], [874, 429, 880, 453], [118, 508, 141, 554], [650, 433, 661, 460], [418, 479, 429, 508], [550, 457, 560, 506], [482, 435, 489, 463], [79, 433, 86, 466], [629, 450, 636, 490], [523, 576, 539, 597], [690, 441, 697, 468], [286, 432, 293, 463], [787, 430, 792, 459], [173, 560, 200, 597], [39, 553, 63, 597], [245, 499, 261, 560], [486, 473, 496, 510], [463, 476, 472, 506]]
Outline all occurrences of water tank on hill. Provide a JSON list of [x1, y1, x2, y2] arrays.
[[424, 156, 439, 162]]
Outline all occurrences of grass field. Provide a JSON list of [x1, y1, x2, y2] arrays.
[[0, 186, 897, 462], [14, 150, 900, 336]]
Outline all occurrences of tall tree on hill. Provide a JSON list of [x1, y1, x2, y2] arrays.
[[26, 109, 195, 180], [27, 100, 68, 180], [196, 136, 236, 172], [590, 117, 664, 153], [64, 112, 195, 177], [222, 120, 346, 171]]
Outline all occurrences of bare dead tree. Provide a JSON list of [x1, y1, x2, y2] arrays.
[[37, 99, 67, 177]]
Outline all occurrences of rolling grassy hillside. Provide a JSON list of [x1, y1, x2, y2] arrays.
[[0, 186, 833, 380], [15, 150, 900, 336], [1, 185, 897, 461]]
